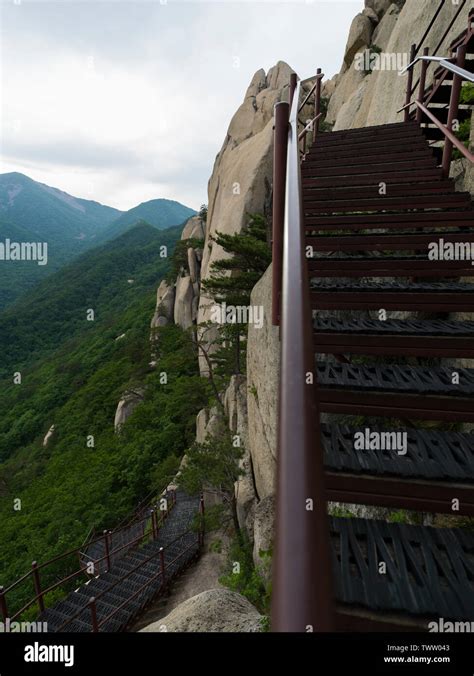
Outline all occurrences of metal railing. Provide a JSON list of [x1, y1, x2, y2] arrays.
[[270, 73, 334, 632], [0, 489, 177, 624], [400, 43, 474, 176]]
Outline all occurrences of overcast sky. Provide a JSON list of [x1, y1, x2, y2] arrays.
[[0, 0, 363, 212]]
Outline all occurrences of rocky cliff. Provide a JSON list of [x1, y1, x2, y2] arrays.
[[325, 1, 470, 131], [141, 1, 474, 630]]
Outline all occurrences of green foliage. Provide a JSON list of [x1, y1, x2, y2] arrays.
[[453, 118, 471, 159], [0, 228, 211, 615], [460, 82, 474, 105], [219, 536, 271, 614], [364, 44, 383, 75], [179, 427, 244, 499], [165, 237, 203, 284], [199, 204, 208, 224], [200, 213, 271, 376]]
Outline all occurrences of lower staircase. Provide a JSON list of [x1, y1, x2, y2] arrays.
[[304, 120, 474, 629], [38, 491, 200, 632]]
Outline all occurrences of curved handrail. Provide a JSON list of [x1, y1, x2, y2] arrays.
[[400, 55, 474, 82], [55, 525, 198, 632], [271, 79, 334, 632], [0, 489, 176, 621]]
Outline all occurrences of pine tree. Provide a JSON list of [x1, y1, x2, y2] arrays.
[[201, 214, 271, 376]]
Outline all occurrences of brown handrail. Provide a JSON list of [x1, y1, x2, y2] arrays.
[[1, 489, 176, 622], [55, 524, 200, 632], [400, 43, 473, 177], [416, 100, 474, 164], [271, 77, 334, 632]]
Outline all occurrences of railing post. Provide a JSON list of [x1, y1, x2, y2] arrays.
[[103, 529, 111, 573], [89, 597, 99, 632], [442, 44, 467, 178], [404, 44, 417, 122], [416, 47, 430, 123], [272, 100, 290, 327], [199, 494, 205, 547], [289, 73, 297, 110], [151, 509, 157, 540], [31, 561, 45, 614], [159, 547, 166, 587], [314, 68, 322, 137], [0, 586, 8, 622]]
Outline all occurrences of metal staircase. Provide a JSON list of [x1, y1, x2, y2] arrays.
[[271, 21, 474, 631]]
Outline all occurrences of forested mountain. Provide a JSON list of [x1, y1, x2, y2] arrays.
[[98, 198, 197, 243], [0, 173, 196, 308], [0, 221, 210, 604]]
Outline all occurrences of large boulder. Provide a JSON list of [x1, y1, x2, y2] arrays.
[[246, 265, 279, 499], [156, 281, 175, 321], [365, 0, 392, 18], [140, 589, 262, 632], [343, 13, 374, 68], [330, 1, 470, 131], [182, 215, 205, 241], [252, 495, 275, 576], [114, 390, 144, 432], [174, 275, 194, 330], [224, 375, 256, 530], [197, 61, 294, 374]]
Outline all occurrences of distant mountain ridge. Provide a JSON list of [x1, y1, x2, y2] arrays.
[[0, 172, 196, 308]]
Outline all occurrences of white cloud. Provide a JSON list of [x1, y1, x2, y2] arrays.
[[0, 0, 361, 210]]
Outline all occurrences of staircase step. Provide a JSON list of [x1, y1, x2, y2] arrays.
[[307, 254, 474, 277], [302, 156, 438, 178], [331, 517, 474, 623], [304, 192, 472, 213], [302, 168, 443, 188], [316, 361, 474, 397], [323, 423, 474, 482], [303, 180, 454, 200], [306, 229, 474, 252], [317, 121, 419, 142], [323, 423, 474, 514], [315, 361, 474, 422], [306, 139, 429, 160], [314, 318, 474, 358], [418, 105, 472, 125], [303, 150, 435, 171], [312, 127, 424, 149], [305, 210, 474, 231], [311, 279, 474, 312]]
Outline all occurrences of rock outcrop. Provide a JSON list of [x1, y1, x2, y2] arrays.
[[42, 424, 55, 447], [114, 389, 144, 432], [140, 589, 262, 632], [326, 1, 469, 131], [246, 265, 279, 501], [197, 61, 294, 373]]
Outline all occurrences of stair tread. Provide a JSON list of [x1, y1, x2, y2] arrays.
[[331, 516, 474, 619], [314, 318, 474, 337], [311, 279, 474, 293], [316, 361, 474, 396], [322, 423, 474, 482]]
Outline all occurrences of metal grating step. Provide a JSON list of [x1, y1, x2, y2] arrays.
[[311, 279, 474, 293], [331, 517, 474, 620], [316, 361, 474, 396], [322, 423, 474, 481], [314, 318, 474, 337]]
